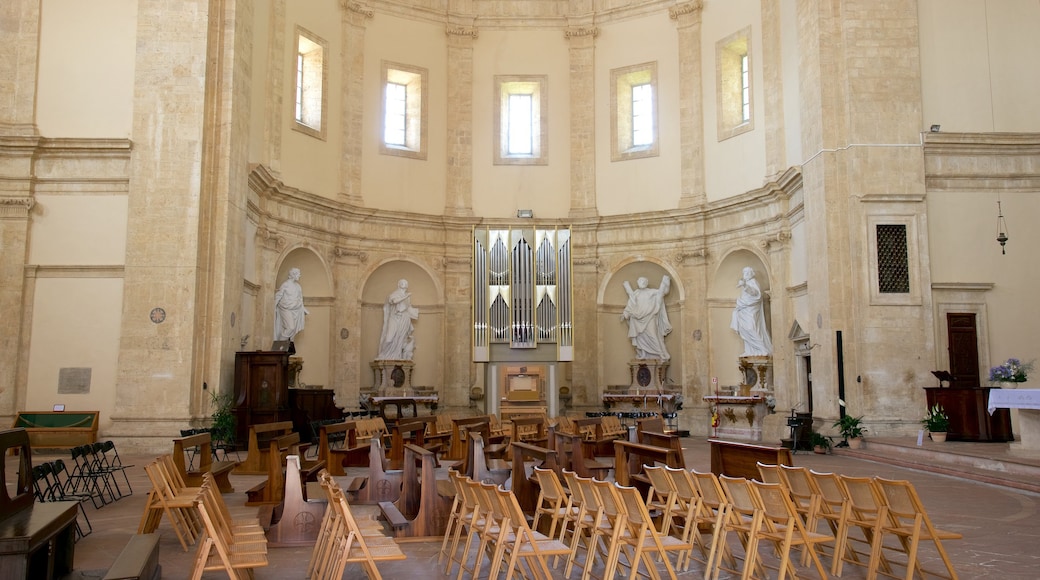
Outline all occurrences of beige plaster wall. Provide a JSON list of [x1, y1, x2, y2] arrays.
[[700, 0, 768, 199], [277, 0, 344, 199], [471, 29, 572, 218], [26, 278, 124, 432], [595, 13, 682, 215], [28, 196, 128, 265], [361, 15, 449, 215], [36, 0, 137, 138], [919, 0, 1040, 133]]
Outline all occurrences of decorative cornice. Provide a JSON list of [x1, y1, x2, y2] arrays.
[[341, 1, 373, 18], [668, 0, 703, 20], [573, 257, 601, 270], [446, 26, 478, 38], [0, 197, 35, 218], [564, 27, 599, 39]]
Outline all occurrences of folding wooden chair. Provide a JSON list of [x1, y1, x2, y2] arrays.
[[663, 466, 704, 572], [690, 469, 737, 579], [190, 482, 268, 579], [457, 480, 506, 580], [838, 474, 894, 579], [531, 466, 571, 546], [715, 475, 766, 580], [592, 477, 634, 580], [644, 464, 683, 538], [496, 485, 572, 580], [559, 470, 595, 577], [756, 462, 783, 485], [615, 481, 693, 579], [141, 458, 203, 551], [874, 477, 962, 580], [750, 479, 832, 580], [806, 469, 855, 575], [438, 469, 473, 572]]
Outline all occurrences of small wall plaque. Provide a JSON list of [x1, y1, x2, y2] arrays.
[[150, 307, 166, 324]]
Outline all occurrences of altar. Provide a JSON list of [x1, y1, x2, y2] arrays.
[[988, 389, 1040, 452], [702, 394, 769, 442]]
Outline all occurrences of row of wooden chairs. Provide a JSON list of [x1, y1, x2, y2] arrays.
[[441, 466, 693, 580], [309, 470, 406, 580], [755, 462, 962, 580]]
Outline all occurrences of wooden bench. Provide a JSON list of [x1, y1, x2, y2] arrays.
[[11, 411, 99, 452], [574, 417, 625, 457], [102, 533, 161, 580], [266, 455, 328, 547], [378, 443, 453, 538], [349, 437, 403, 505], [0, 427, 79, 578], [234, 420, 294, 475], [445, 415, 506, 461], [317, 420, 370, 475], [245, 432, 325, 506], [638, 430, 686, 469], [708, 438, 793, 480], [613, 439, 684, 488], [388, 417, 439, 470], [552, 428, 611, 479], [509, 441, 560, 514], [171, 432, 238, 493]]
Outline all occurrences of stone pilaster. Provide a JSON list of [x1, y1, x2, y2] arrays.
[[0, 195, 34, 416], [760, 0, 787, 180], [444, 22, 477, 217], [112, 0, 212, 438], [262, 0, 286, 175], [329, 244, 367, 409], [670, 1, 705, 208], [0, 0, 40, 136], [339, 1, 372, 206], [566, 24, 598, 219]]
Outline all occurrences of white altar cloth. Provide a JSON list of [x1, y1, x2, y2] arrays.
[[987, 389, 1040, 414]]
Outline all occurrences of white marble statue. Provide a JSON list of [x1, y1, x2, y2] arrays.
[[621, 275, 672, 360], [731, 266, 773, 356], [274, 268, 308, 342], [376, 279, 419, 360]]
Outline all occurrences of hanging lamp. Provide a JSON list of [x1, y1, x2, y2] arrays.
[[996, 200, 1009, 255]]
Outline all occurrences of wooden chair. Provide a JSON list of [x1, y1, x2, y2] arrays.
[[139, 458, 202, 551], [838, 474, 894, 579], [496, 485, 573, 580], [438, 470, 476, 575], [755, 461, 782, 485], [560, 470, 597, 578], [615, 481, 692, 579], [457, 480, 508, 580], [643, 464, 683, 538], [190, 482, 268, 580], [715, 475, 766, 580], [531, 466, 570, 542], [590, 477, 630, 580], [807, 469, 856, 576], [664, 465, 706, 572], [750, 479, 832, 580], [690, 469, 738, 579], [778, 463, 825, 565], [874, 477, 962, 580]]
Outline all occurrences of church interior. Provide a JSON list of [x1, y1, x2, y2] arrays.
[[2, 0, 1039, 453]]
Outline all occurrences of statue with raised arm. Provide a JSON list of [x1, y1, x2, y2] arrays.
[[273, 268, 308, 342], [621, 275, 672, 360], [376, 279, 419, 360], [731, 266, 773, 356]]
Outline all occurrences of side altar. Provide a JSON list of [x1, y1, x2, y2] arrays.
[[702, 355, 775, 442]]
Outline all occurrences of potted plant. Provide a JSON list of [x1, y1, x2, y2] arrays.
[[209, 390, 237, 450], [833, 415, 867, 449], [988, 357, 1033, 388], [922, 404, 950, 442], [810, 431, 832, 454]]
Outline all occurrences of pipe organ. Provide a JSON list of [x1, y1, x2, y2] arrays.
[[473, 227, 573, 362]]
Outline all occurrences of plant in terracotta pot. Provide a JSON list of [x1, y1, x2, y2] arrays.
[[810, 431, 832, 454], [922, 404, 950, 442], [834, 415, 867, 449]]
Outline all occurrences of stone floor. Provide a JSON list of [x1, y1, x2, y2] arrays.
[[16, 435, 1040, 579]]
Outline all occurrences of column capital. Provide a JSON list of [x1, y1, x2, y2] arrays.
[[339, 1, 373, 19], [669, 1, 703, 23]]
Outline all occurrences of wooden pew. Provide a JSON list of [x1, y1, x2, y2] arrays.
[[708, 438, 793, 480], [234, 421, 294, 475], [317, 421, 371, 475], [0, 428, 79, 578], [638, 430, 686, 469], [510, 415, 549, 447], [552, 429, 611, 480], [388, 417, 439, 470], [171, 431, 239, 493], [378, 443, 453, 538], [613, 439, 684, 489], [509, 441, 560, 514], [245, 432, 325, 506], [265, 455, 327, 547], [445, 415, 491, 461], [574, 417, 625, 457], [463, 433, 511, 486], [349, 438, 403, 505]]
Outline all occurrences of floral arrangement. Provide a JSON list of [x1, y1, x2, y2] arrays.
[[922, 404, 950, 432], [988, 358, 1033, 383]]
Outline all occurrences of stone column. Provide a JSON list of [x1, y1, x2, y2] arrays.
[[566, 24, 598, 219], [444, 21, 477, 217], [760, 0, 787, 180], [442, 223, 476, 407], [261, 0, 286, 175], [670, 1, 706, 208], [339, 0, 372, 206]]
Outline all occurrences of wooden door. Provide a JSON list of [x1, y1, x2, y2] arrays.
[[947, 313, 980, 388]]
